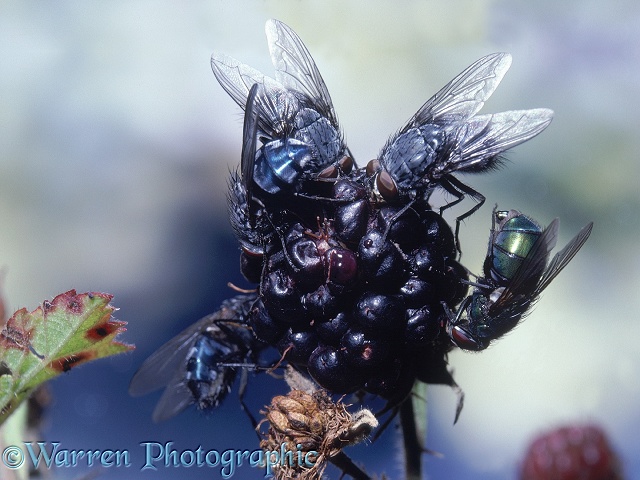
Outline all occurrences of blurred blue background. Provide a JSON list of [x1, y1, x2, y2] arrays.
[[1, 1, 639, 478]]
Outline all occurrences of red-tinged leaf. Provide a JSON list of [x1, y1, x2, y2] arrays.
[[0, 290, 133, 425]]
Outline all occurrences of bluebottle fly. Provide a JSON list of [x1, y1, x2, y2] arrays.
[[129, 294, 265, 422], [211, 19, 353, 202], [366, 53, 554, 245]]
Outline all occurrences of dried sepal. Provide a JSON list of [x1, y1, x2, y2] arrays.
[[259, 388, 378, 479]]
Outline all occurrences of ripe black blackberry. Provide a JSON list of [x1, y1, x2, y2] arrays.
[[234, 166, 467, 400]]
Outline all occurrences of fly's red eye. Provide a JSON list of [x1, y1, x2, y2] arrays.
[[376, 170, 398, 201], [451, 326, 482, 351], [317, 165, 339, 179], [338, 155, 354, 174], [366, 159, 380, 177]]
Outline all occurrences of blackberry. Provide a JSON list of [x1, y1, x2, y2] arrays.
[[226, 139, 466, 403]]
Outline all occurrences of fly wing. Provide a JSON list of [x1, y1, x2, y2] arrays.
[[241, 83, 261, 205], [440, 108, 554, 174], [211, 52, 300, 138], [404, 52, 512, 131], [211, 51, 273, 110], [535, 222, 593, 293], [379, 53, 512, 166], [128, 314, 214, 397], [266, 19, 339, 127], [490, 218, 559, 312], [151, 372, 196, 423]]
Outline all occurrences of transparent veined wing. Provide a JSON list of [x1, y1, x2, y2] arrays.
[[442, 108, 554, 174], [128, 314, 213, 397], [265, 19, 338, 126], [211, 52, 300, 139], [403, 52, 512, 132], [536, 221, 593, 292]]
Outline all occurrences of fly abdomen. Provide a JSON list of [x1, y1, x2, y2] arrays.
[[186, 335, 234, 384], [257, 138, 313, 194], [485, 211, 543, 284]]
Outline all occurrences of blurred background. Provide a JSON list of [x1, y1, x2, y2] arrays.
[[1, 1, 638, 478]]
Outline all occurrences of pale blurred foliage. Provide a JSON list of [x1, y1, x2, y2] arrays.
[[0, 1, 638, 478]]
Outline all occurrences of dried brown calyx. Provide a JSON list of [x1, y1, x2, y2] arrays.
[[258, 388, 377, 480]]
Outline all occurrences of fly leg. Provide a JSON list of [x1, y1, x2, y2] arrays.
[[438, 174, 485, 256]]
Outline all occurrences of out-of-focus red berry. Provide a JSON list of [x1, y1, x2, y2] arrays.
[[520, 424, 623, 480]]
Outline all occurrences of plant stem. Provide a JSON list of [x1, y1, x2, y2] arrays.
[[329, 451, 371, 479], [400, 398, 422, 480]]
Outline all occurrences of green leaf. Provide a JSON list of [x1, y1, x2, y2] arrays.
[[412, 380, 429, 449], [0, 290, 133, 425]]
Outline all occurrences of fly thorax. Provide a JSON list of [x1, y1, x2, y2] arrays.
[[294, 107, 321, 129], [383, 129, 432, 185], [465, 291, 490, 328], [294, 108, 341, 167], [418, 124, 445, 153]]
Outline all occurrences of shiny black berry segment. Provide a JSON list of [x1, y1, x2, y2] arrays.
[[287, 237, 324, 284], [325, 248, 358, 288], [239, 250, 263, 284], [376, 205, 422, 250], [261, 268, 302, 323], [354, 292, 405, 334], [358, 230, 407, 289], [404, 305, 441, 348], [277, 328, 318, 365], [307, 345, 362, 393], [302, 284, 340, 320], [421, 210, 458, 259], [341, 329, 390, 368], [315, 312, 350, 345], [334, 199, 370, 245], [400, 276, 437, 308]]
